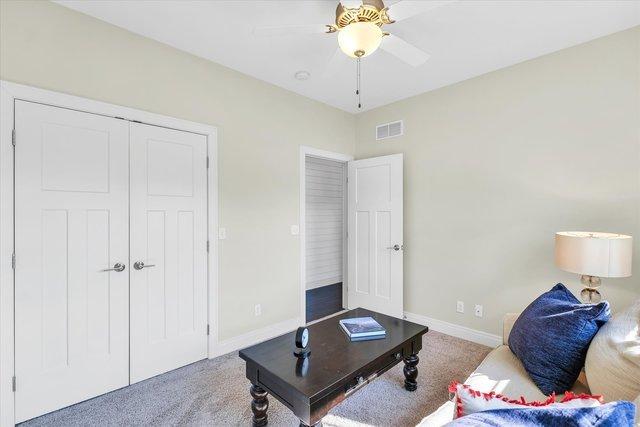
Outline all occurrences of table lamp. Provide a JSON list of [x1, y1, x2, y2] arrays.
[[555, 231, 632, 303]]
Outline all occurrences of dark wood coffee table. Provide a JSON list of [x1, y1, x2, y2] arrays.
[[239, 308, 429, 426]]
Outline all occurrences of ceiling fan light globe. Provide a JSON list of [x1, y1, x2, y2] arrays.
[[338, 22, 382, 58]]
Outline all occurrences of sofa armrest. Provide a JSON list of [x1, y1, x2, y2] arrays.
[[503, 313, 520, 345]]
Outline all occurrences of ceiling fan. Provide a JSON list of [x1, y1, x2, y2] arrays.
[[253, 0, 449, 108]]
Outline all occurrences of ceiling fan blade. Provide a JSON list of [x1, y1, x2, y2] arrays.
[[380, 34, 430, 67], [253, 24, 328, 37], [322, 48, 349, 78], [387, 0, 454, 23]]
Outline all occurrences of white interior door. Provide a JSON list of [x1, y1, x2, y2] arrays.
[[347, 154, 403, 318], [129, 122, 208, 383], [14, 101, 130, 422]]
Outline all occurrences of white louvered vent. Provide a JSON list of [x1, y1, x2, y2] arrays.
[[376, 120, 403, 141]]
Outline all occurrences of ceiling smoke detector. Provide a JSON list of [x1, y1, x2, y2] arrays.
[[294, 70, 311, 81]]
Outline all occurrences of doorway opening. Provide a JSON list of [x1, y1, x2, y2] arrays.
[[300, 147, 352, 323], [300, 148, 404, 323]]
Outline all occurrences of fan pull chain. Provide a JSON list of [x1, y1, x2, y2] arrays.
[[356, 57, 362, 109]]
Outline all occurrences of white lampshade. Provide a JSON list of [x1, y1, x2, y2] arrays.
[[555, 231, 633, 278], [338, 22, 383, 58]]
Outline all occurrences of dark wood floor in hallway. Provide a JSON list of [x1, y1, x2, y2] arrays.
[[305, 282, 343, 322]]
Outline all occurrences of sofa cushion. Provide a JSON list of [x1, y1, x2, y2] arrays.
[[502, 313, 519, 345], [417, 401, 456, 427], [508, 283, 610, 395], [585, 299, 640, 402], [416, 345, 592, 427], [466, 345, 548, 401]]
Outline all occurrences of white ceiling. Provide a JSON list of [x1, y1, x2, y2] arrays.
[[56, 0, 639, 114]]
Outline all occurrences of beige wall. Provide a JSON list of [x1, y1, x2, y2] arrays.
[[355, 26, 640, 335], [1, 1, 638, 341], [0, 0, 355, 340]]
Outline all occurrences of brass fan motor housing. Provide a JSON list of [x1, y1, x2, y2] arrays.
[[331, 0, 394, 32]]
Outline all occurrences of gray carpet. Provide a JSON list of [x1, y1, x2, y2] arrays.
[[22, 331, 490, 427]]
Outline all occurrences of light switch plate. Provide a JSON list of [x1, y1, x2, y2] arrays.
[[290, 225, 299, 235], [218, 227, 226, 240]]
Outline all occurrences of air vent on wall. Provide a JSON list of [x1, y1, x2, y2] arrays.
[[376, 120, 403, 141]]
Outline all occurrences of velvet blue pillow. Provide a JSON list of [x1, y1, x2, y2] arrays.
[[447, 401, 636, 427], [508, 283, 610, 395]]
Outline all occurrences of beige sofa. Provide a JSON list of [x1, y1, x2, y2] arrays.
[[418, 313, 640, 426]]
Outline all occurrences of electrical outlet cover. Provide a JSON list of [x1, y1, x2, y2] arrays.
[[474, 304, 483, 317], [456, 301, 464, 313]]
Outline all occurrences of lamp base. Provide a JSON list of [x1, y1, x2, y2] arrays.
[[580, 287, 602, 304], [580, 275, 602, 303]]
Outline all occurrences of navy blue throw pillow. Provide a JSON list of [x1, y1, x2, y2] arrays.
[[508, 283, 610, 395]]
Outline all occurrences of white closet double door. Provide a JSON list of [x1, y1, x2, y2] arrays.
[[14, 101, 208, 422]]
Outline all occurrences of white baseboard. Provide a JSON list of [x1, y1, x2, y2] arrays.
[[210, 316, 302, 358], [403, 311, 502, 348], [306, 281, 342, 291], [209, 312, 501, 360], [306, 309, 347, 325]]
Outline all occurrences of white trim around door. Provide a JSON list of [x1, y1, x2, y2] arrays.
[[0, 80, 219, 426], [299, 146, 353, 323]]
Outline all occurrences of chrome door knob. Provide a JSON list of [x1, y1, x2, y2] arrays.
[[386, 244, 402, 251], [133, 261, 156, 270], [101, 263, 125, 272]]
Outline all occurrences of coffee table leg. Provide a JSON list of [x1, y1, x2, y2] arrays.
[[250, 383, 269, 427], [299, 421, 322, 427], [403, 353, 419, 391]]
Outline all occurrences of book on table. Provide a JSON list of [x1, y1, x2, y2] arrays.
[[339, 317, 386, 341]]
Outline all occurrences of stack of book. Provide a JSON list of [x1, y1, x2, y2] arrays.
[[339, 317, 386, 341]]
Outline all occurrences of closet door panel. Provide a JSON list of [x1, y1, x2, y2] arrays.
[[129, 122, 208, 383], [14, 101, 129, 423]]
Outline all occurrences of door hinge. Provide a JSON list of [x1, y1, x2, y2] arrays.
[[206, 156, 210, 169], [11, 129, 16, 147], [11, 252, 15, 270], [207, 324, 210, 336], [11, 376, 16, 392], [206, 240, 210, 253]]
